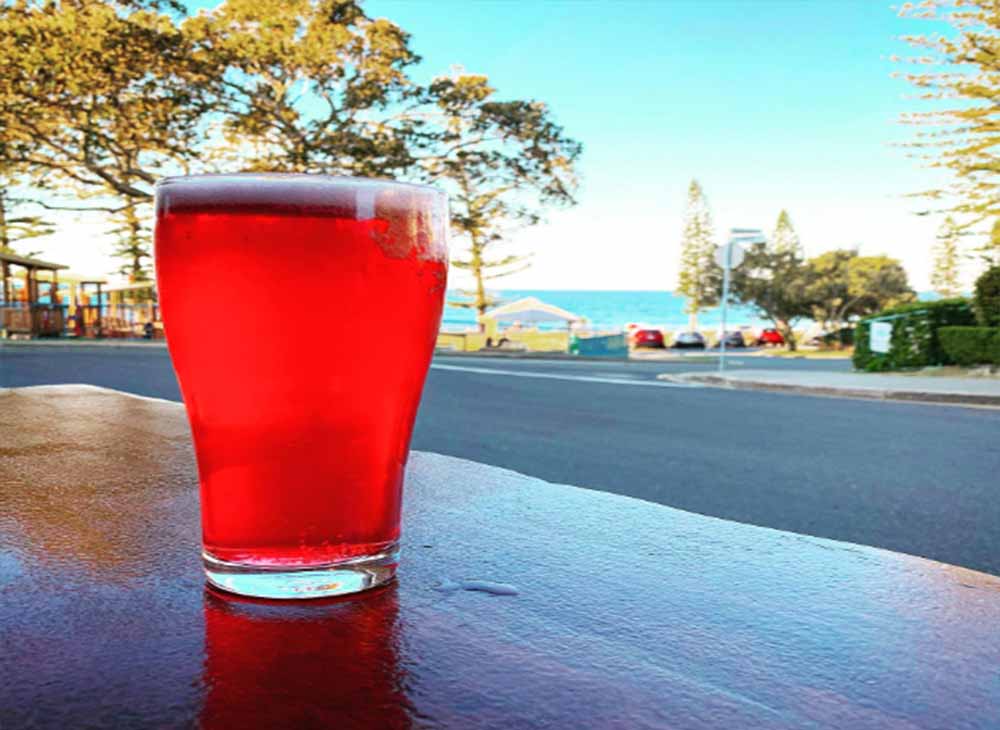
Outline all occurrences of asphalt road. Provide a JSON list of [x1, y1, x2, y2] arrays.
[[3, 343, 1000, 576]]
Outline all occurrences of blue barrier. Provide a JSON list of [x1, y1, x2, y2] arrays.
[[572, 333, 628, 359]]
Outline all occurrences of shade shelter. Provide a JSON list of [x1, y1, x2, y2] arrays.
[[0, 251, 68, 338], [477, 296, 584, 352], [481, 296, 584, 328]]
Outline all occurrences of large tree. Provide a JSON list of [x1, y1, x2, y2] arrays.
[[846, 254, 915, 315], [676, 180, 719, 331], [0, 0, 580, 287], [186, 5, 580, 317], [420, 73, 580, 318], [807, 249, 915, 337], [932, 215, 963, 297], [0, 0, 213, 279], [806, 249, 855, 335], [896, 0, 1000, 264], [0, 1, 209, 202], [729, 245, 815, 351], [183, 0, 422, 178]]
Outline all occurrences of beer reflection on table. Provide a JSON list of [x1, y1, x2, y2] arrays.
[[201, 583, 413, 730]]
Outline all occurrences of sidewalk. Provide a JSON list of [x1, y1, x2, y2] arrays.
[[0, 338, 167, 349], [659, 368, 1000, 407]]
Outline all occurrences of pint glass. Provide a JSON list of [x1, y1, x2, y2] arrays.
[[154, 174, 447, 599]]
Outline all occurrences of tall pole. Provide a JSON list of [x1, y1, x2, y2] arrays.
[[719, 242, 731, 374]]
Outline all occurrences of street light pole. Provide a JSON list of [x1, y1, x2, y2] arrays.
[[719, 247, 732, 374]]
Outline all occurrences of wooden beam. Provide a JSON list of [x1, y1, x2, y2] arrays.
[[96, 282, 103, 335], [2, 260, 9, 307]]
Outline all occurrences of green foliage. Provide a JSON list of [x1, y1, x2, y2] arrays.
[[897, 1, 1000, 226], [729, 245, 814, 351], [972, 265, 1000, 327], [676, 180, 719, 327], [185, 0, 421, 177], [932, 216, 963, 297], [0, 0, 580, 288], [807, 249, 914, 333], [0, 1, 208, 201], [846, 254, 915, 315], [938, 326, 1000, 366], [852, 298, 976, 371], [426, 72, 581, 317]]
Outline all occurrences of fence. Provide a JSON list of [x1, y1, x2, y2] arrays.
[[2, 305, 65, 337], [436, 329, 570, 353], [1, 302, 163, 339]]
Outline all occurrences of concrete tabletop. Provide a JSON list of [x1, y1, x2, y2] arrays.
[[2, 385, 1000, 729]]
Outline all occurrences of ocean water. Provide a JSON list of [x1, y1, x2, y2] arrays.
[[442, 290, 769, 332]]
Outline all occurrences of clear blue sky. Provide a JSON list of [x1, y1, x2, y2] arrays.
[[362, 0, 954, 290], [44, 1, 957, 289]]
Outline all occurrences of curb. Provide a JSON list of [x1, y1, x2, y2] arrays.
[[435, 349, 741, 363], [1, 339, 168, 349], [434, 349, 629, 363], [659, 373, 1000, 408]]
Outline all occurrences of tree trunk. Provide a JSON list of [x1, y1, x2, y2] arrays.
[[0, 189, 9, 251], [688, 312, 698, 332], [778, 321, 797, 351], [129, 204, 141, 279], [471, 239, 487, 331]]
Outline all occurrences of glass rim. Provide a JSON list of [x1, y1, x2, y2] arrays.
[[154, 172, 445, 196]]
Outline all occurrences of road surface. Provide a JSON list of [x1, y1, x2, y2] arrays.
[[3, 344, 999, 576]]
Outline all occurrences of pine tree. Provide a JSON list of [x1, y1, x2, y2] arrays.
[[676, 180, 719, 331], [896, 1, 1000, 262], [0, 187, 52, 257], [986, 219, 1000, 268], [932, 216, 963, 297], [770, 210, 802, 257], [109, 201, 153, 285]]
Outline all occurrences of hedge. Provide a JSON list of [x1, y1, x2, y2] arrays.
[[853, 298, 976, 371], [938, 327, 1000, 366], [973, 266, 1000, 328]]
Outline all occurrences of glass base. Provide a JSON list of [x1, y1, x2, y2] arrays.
[[203, 544, 399, 600]]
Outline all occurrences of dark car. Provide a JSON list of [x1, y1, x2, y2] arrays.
[[672, 331, 706, 349], [716, 331, 746, 348], [632, 328, 666, 348], [756, 328, 785, 347]]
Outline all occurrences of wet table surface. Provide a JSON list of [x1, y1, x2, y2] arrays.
[[3, 385, 1000, 729]]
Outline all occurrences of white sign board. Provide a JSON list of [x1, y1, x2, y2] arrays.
[[869, 321, 892, 354], [715, 242, 745, 270]]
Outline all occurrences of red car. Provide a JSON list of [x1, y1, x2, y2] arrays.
[[632, 329, 666, 348], [756, 328, 786, 347]]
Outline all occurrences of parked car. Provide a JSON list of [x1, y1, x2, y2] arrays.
[[716, 331, 746, 348], [756, 328, 785, 347], [632, 328, 665, 348], [672, 331, 707, 349]]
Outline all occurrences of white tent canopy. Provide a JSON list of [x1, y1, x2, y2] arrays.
[[482, 297, 584, 325]]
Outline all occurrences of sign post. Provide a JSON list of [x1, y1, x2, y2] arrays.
[[716, 228, 762, 374]]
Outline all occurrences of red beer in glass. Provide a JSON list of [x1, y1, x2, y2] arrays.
[[154, 175, 447, 599]]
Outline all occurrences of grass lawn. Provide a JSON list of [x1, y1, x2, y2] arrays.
[[749, 348, 854, 359]]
